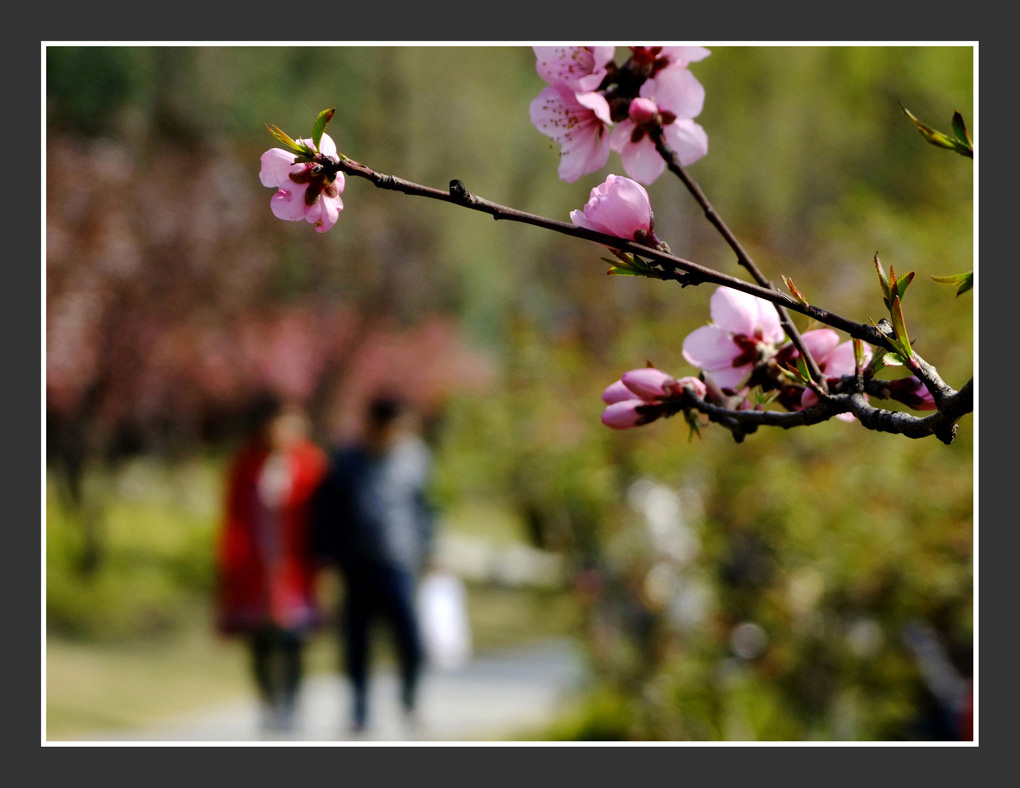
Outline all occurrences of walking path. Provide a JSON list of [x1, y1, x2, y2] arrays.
[[83, 638, 586, 743]]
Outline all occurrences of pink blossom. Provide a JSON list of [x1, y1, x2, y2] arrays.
[[610, 66, 708, 184], [600, 368, 706, 430], [792, 329, 871, 422], [534, 46, 615, 92], [888, 376, 937, 410], [681, 287, 786, 391], [569, 174, 656, 244], [259, 133, 344, 233], [530, 84, 613, 183]]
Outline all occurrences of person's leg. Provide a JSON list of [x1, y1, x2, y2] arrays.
[[342, 575, 372, 731], [249, 627, 278, 728], [278, 629, 304, 730], [382, 567, 426, 720]]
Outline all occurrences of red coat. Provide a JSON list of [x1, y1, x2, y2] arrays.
[[216, 438, 327, 634]]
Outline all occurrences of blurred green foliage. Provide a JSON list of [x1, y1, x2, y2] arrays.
[[46, 44, 973, 740]]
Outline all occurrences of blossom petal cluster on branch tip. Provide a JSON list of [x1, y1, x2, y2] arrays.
[[259, 133, 344, 233], [530, 84, 614, 183], [530, 45, 709, 184], [534, 46, 615, 93], [600, 367, 707, 430], [681, 287, 786, 391], [610, 66, 709, 184], [570, 175, 657, 245]]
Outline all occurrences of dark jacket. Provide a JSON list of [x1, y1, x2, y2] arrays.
[[313, 435, 435, 576]]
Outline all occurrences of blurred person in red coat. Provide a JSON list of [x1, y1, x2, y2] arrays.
[[216, 393, 327, 732]]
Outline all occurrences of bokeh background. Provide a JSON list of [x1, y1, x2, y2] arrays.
[[44, 44, 973, 741]]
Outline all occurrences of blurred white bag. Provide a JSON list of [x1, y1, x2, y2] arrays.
[[417, 571, 472, 671]]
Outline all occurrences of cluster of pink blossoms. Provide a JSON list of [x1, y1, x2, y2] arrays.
[[601, 368, 707, 430], [259, 133, 345, 233], [530, 46, 710, 184], [603, 285, 936, 430]]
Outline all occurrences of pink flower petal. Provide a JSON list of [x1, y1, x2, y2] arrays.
[[269, 187, 308, 222], [709, 288, 761, 337], [615, 131, 667, 185], [260, 148, 299, 187], [531, 84, 613, 183], [662, 118, 708, 167], [682, 324, 741, 370], [557, 122, 612, 183], [534, 46, 614, 92], [704, 365, 752, 391], [659, 46, 711, 66], [798, 329, 841, 360], [575, 90, 613, 125], [642, 66, 705, 120], [821, 341, 858, 377], [306, 194, 343, 233]]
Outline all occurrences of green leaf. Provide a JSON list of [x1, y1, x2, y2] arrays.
[[629, 255, 654, 273], [889, 295, 912, 358], [930, 271, 973, 297], [900, 104, 973, 158], [894, 270, 915, 302], [874, 253, 891, 307], [607, 266, 639, 276], [311, 108, 335, 152], [951, 111, 971, 146]]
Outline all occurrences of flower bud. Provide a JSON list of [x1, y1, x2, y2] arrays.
[[601, 399, 657, 429], [621, 367, 675, 401], [628, 97, 660, 125], [570, 174, 655, 243], [601, 379, 634, 404]]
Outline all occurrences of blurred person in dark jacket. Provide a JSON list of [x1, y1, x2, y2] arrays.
[[313, 395, 436, 734], [215, 394, 328, 733]]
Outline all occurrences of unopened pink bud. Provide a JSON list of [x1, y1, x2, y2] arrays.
[[676, 376, 707, 399], [621, 368, 675, 401], [569, 174, 655, 242], [602, 379, 634, 404], [601, 400, 649, 429], [628, 97, 660, 125]]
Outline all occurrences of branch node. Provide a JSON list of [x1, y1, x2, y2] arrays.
[[449, 179, 471, 204]]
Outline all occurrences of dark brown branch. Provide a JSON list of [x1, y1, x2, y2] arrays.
[[330, 156, 895, 350]]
